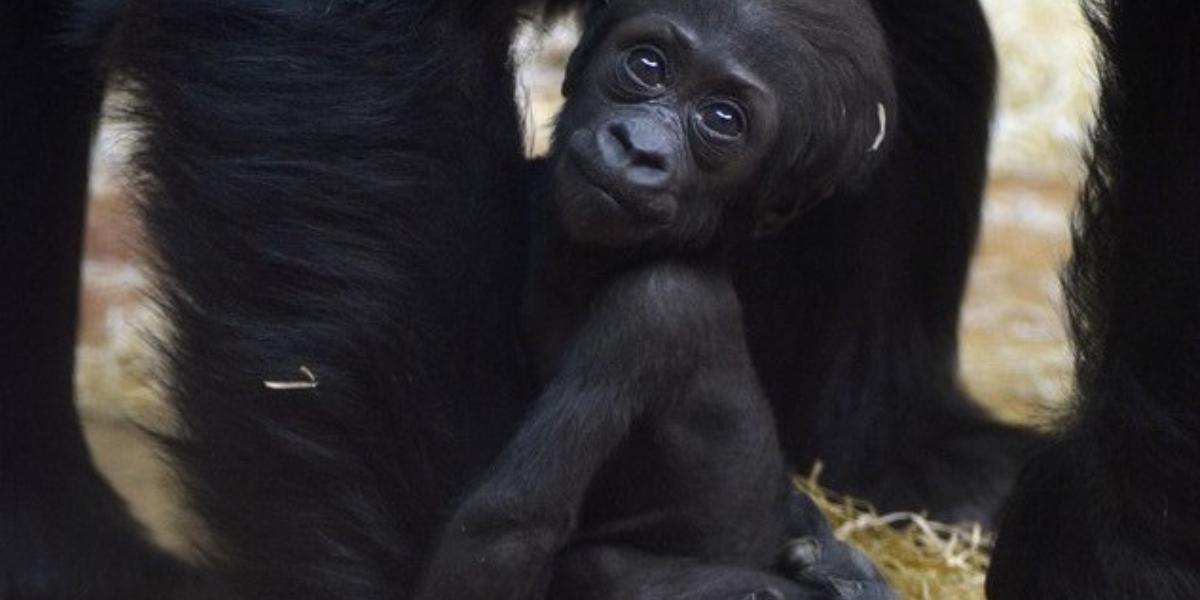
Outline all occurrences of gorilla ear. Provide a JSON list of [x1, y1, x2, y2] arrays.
[[752, 184, 835, 239], [753, 197, 803, 239], [753, 99, 890, 238]]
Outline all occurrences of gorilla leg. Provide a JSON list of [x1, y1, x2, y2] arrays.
[[736, 0, 1039, 525], [0, 2, 193, 598], [989, 1, 1200, 597], [105, 1, 542, 598]]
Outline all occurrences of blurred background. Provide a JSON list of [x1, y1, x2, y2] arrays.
[[76, 0, 1098, 558]]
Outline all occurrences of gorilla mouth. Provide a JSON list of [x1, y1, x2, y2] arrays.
[[565, 144, 675, 226]]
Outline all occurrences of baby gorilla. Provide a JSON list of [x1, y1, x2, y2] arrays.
[[416, 1, 895, 598]]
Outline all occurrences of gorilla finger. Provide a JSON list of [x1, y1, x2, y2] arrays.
[[783, 537, 823, 572]]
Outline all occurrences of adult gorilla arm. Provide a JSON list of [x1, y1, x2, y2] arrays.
[[988, 1, 1200, 597], [0, 2, 195, 598], [736, 0, 1040, 525], [105, 1, 570, 597]]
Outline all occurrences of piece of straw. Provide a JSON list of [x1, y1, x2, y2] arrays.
[[796, 465, 991, 600]]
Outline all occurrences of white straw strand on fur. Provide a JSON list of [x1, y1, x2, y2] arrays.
[[870, 102, 887, 152], [264, 366, 319, 391]]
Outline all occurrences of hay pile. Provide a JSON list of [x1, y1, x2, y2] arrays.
[[797, 469, 991, 600]]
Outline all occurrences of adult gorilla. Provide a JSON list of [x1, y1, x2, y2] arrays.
[[2, 0, 1025, 598]]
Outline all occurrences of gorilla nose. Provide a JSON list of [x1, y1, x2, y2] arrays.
[[598, 119, 675, 191]]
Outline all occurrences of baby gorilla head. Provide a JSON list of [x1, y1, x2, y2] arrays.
[[549, 0, 895, 249]]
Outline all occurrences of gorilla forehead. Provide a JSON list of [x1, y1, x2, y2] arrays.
[[590, 0, 850, 98], [595, 0, 797, 54], [600, 0, 778, 29]]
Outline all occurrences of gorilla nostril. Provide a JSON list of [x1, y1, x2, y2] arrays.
[[597, 123, 633, 170], [632, 150, 669, 172], [607, 121, 634, 152]]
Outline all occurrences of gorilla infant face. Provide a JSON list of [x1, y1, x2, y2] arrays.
[[550, 0, 895, 249]]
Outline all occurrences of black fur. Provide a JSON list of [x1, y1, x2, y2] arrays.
[[101, 2, 555, 598], [0, 0, 1099, 597], [987, 0, 1200, 597], [735, 0, 1041, 526]]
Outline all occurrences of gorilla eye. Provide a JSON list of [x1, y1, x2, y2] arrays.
[[625, 46, 669, 89], [697, 101, 747, 139]]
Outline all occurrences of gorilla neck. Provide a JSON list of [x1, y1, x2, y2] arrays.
[[522, 175, 645, 383], [522, 162, 735, 381]]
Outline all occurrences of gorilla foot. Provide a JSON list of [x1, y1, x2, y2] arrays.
[[781, 538, 897, 600], [554, 542, 893, 600], [781, 490, 897, 600]]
